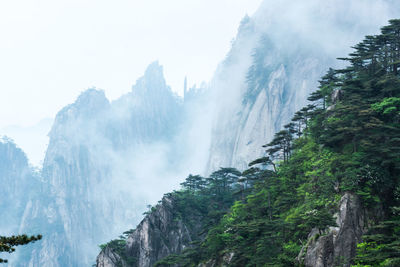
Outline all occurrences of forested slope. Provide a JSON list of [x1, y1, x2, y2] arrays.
[[97, 19, 400, 267]]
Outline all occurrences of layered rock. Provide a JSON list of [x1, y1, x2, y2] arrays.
[[5, 1, 400, 266], [16, 62, 185, 266], [97, 247, 126, 267], [0, 138, 37, 234], [298, 193, 367, 267], [97, 195, 202, 267], [206, 0, 400, 173], [125, 196, 193, 267], [94, 1, 400, 266]]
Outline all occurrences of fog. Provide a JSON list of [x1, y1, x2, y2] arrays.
[[39, 0, 400, 238], [2, 0, 400, 265], [0, 119, 53, 166], [203, 0, 399, 173], [0, 0, 262, 130]]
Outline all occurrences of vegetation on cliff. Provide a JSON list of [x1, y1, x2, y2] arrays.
[[99, 19, 400, 267], [155, 19, 400, 266]]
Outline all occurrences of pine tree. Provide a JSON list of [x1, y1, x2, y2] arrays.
[[0, 234, 42, 263]]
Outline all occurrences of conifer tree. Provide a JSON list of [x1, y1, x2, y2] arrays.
[[0, 234, 42, 263]]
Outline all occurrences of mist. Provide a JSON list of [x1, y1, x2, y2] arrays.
[[36, 0, 400, 252], [2, 0, 400, 266], [0, 119, 53, 167], [205, 0, 400, 171], [16, 64, 215, 264]]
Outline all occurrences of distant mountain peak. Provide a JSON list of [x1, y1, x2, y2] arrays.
[[132, 61, 171, 96], [75, 88, 109, 107], [48, 88, 110, 142], [144, 61, 163, 78], [56, 88, 110, 121]]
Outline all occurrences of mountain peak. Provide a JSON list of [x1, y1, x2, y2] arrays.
[[132, 61, 170, 96], [49, 88, 110, 140], [58, 88, 109, 119], [144, 61, 163, 78], [74, 88, 110, 113]]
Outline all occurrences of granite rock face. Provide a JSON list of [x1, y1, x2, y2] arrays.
[[96, 195, 201, 267], [97, 247, 127, 267], [300, 192, 365, 267], [96, 1, 400, 266], [125, 196, 193, 267], [5, 1, 400, 266], [206, 0, 400, 173], [0, 138, 37, 235], [16, 63, 185, 267]]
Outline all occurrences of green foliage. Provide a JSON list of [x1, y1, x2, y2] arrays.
[[115, 19, 400, 266], [371, 97, 400, 120], [151, 169, 243, 266], [0, 234, 42, 263], [98, 229, 136, 267], [161, 19, 400, 266], [353, 207, 400, 267]]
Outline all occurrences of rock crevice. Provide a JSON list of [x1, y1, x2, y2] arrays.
[[299, 192, 366, 267], [97, 195, 201, 267]]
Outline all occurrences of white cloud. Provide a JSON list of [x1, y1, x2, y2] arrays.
[[0, 0, 262, 129]]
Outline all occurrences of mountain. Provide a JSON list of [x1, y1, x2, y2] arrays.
[[97, 18, 400, 266], [0, 138, 38, 235], [12, 63, 188, 266], [95, 0, 400, 266], [3, 0, 400, 266], [206, 0, 400, 172], [0, 118, 53, 167]]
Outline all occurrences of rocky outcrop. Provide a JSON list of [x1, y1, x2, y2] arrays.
[[96, 195, 202, 267], [125, 196, 193, 267], [97, 247, 127, 267], [5, 1, 400, 266], [205, 0, 400, 174], [16, 62, 186, 267], [298, 192, 366, 267], [95, 1, 400, 266], [0, 138, 37, 235], [197, 252, 235, 267]]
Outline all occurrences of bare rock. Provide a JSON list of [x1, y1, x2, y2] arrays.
[[299, 192, 365, 267], [97, 247, 127, 267], [97, 194, 202, 267]]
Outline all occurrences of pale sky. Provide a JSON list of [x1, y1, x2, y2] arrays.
[[0, 0, 262, 129]]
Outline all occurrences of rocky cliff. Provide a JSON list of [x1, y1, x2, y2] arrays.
[[4, 1, 400, 266], [206, 0, 400, 172], [125, 197, 192, 267], [298, 192, 373, 267], [96, 195, 203, 267], [14, 62, 186, 266], [94, 1, 400, 266], [97, 247, 126, 267], [0, 138, 37, 235]]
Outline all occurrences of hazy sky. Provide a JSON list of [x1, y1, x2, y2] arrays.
[[0, 0, 262, 128]]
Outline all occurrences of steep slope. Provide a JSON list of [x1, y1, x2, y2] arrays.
[[6, 1, 400, 265], [298, 193, 367, 267], [16, 63, 185, 266], [189, 19, 400, 266], [0, 118, 53, 167], [0, 138, 37, 235], [95, 2, 400, 266], [105, 18, 400, 266], [206, 0, 400, 172], [96, 169, 240, 267], [96, 195, 199, 267], [108, 61, 182, 147]]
